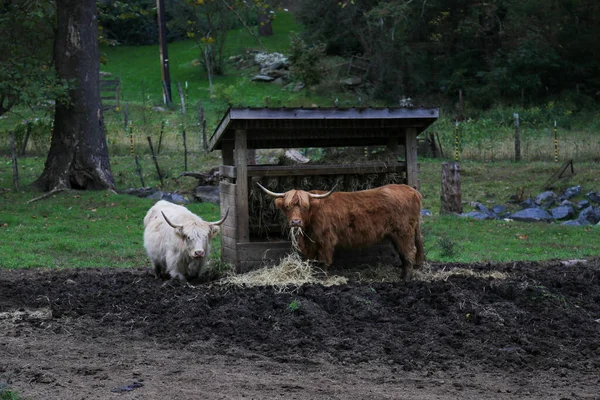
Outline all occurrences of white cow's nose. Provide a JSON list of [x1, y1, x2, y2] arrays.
[[194, 250, 205, 258]]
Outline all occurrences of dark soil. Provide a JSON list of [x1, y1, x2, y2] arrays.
[[1, 259, 600, 399]]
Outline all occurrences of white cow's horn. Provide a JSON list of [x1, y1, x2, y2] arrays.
[[309, 184, 338, 199], [161, 211, 183, 229], [209, 208, 229, 226], [256, 182, 285, 198]]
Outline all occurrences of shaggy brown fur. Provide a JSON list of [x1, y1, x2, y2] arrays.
[[269, 184, 425, 280]]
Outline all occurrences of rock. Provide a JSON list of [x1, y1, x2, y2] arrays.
[[510, 208, 553, 222], [254, 52, 289, 69], [460, 211, 496, 220], [293, 82, 305, 92], [578, 200, 590, 209], [561, 185, 581, 200], [519, 199, 538, 209], [194, 186, 220, 204], [120, 187, 157, 198], [421, 209, 432, 217], [492, 205, 507, 216], [341, 76, 362, 87], [147, 191, 189, 205], [252, 74, 276, 82], [152, 106, 167, 113], [550, 205, 575, 220], [561, 220, 585, 226], [578, 206, 600, 225], [535, 191, 557, 208], [473, 203, 498, 219], [586, 191, 600, 204], [272, 77, 286, 86]]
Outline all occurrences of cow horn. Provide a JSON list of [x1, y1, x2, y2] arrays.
[[209, 208, 229, 226], [161, 211, 183, 229], [256, 182, 285, 198], [309, 183, 338, 199]]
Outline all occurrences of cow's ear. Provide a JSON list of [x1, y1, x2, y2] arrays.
[[275, 198, 284, 209], [209, 225, 220, 237]]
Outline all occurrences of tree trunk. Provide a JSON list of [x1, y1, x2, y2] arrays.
[[258, 12, 273, 36], [34, 0, 115, 191]]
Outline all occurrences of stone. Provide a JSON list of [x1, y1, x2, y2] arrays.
[[561, 185, 581, 200], [421, 209, 432, 217], [341, 76, 362, 87], [194, 186, 220, 204], [586, 191, 600, 204], [561, 220, 585, 226], [251, 74, 276, 82], [492, 205, 507, 215], [460, 211, 496, 220], [578, 200, 590, 209], [520, 199, 537, 209], [578, 206, 600, 225], [550, 205, 575, 220], [510, 208, 553, 222]]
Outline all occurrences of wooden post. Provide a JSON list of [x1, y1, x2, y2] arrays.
[[554, 120, 558, 163], [198, 101, 208, 151], [124, 101, 129, 129], [141, 79, 146, 125], [177, 82, 186, 116], [404, 127, 419, 189], [235, 130, 249, 243], [147, 136, 164, 186], [20, 122, 31, 156], [10, 131, 19, 191], [134, 155, 145, 187], [182, 127, 188, 171], [157, 120, 165, 154], [157, 0, 172, 106], [514, 113, 521, 162], [222, 141, 234, 166], [440, 162, 463, 215]]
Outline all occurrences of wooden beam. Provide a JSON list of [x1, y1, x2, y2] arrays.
[[235, 129, 249, 243], [247, 162, 407, 177], [405, 127, 419, 189]]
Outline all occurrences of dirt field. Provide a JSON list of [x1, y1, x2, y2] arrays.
[[1, 259, 600, 400]]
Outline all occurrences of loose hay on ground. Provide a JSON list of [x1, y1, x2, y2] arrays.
[[222, 252, 347, 292]]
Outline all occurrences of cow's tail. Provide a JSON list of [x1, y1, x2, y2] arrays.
[[414, 217, 425, 268]]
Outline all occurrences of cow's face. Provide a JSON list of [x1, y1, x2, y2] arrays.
[[256, 183, 335, 229], [275, 190, 313, 228], [176, 223, 220, 259], [160, 210, 228, 260]]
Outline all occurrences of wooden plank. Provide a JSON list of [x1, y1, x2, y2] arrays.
[[405, 127, 419, 190], [208, 109, 232, 151], [220, 165, 236, 179], [229, 107, 439, 120], [220, 224, 237, 239], [246, 162, 406, 177], [220, 181, 236, 196], [222, 247, 237, 264], [221, 235, 237, 250], [221, 141, 234, 165], [237, 242, 292, 262], [235, 129, 249, 243]]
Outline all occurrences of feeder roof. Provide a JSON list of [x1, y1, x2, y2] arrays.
[[208, 107, 439, 151]]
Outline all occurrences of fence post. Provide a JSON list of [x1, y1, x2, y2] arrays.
[[10, 131, 19, 191], [147, 136, 164, 187], [514, 113, 521, 161], [440, 162, 462, 215], [198, 101, 208, 151], [554, 120, 558, 163]]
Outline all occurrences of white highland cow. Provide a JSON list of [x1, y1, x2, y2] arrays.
[[143, 200, 228, 281]]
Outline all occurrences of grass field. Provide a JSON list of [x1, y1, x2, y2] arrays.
[[1, 9, 599, 273]]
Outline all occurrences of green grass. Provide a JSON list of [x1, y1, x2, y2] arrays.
[[2, 155, 599, 271], [1, 9, 600, 272]]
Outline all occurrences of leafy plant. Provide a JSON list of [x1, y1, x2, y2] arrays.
[[287, 299, 301, 312]]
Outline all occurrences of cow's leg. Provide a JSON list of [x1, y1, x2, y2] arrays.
[[152, 261, 170, 280], [390, 234, 417, 281], [317, 242, 335, 273]]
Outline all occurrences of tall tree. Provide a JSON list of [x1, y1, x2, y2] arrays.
[[34, 0, 115, 191]]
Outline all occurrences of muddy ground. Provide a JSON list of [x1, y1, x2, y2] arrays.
[[1, 259, 599, 399]]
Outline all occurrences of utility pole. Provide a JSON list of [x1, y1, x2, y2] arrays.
[[157, 0, 172, 107]]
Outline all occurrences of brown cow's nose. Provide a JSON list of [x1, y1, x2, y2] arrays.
[[194, 250, 205, 258], [291, 219, 302, 227]]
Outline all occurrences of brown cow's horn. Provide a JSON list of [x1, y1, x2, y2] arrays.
[[309, 183, 338, 199], [209, 208, 229, 226], [256, 182, 285, 198], [161, 211, 183, 229]]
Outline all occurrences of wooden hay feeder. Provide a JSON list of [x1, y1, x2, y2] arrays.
[[208, 107, 439, 272]]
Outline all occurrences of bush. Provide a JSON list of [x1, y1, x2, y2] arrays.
[[288, 33, 326, 87]]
